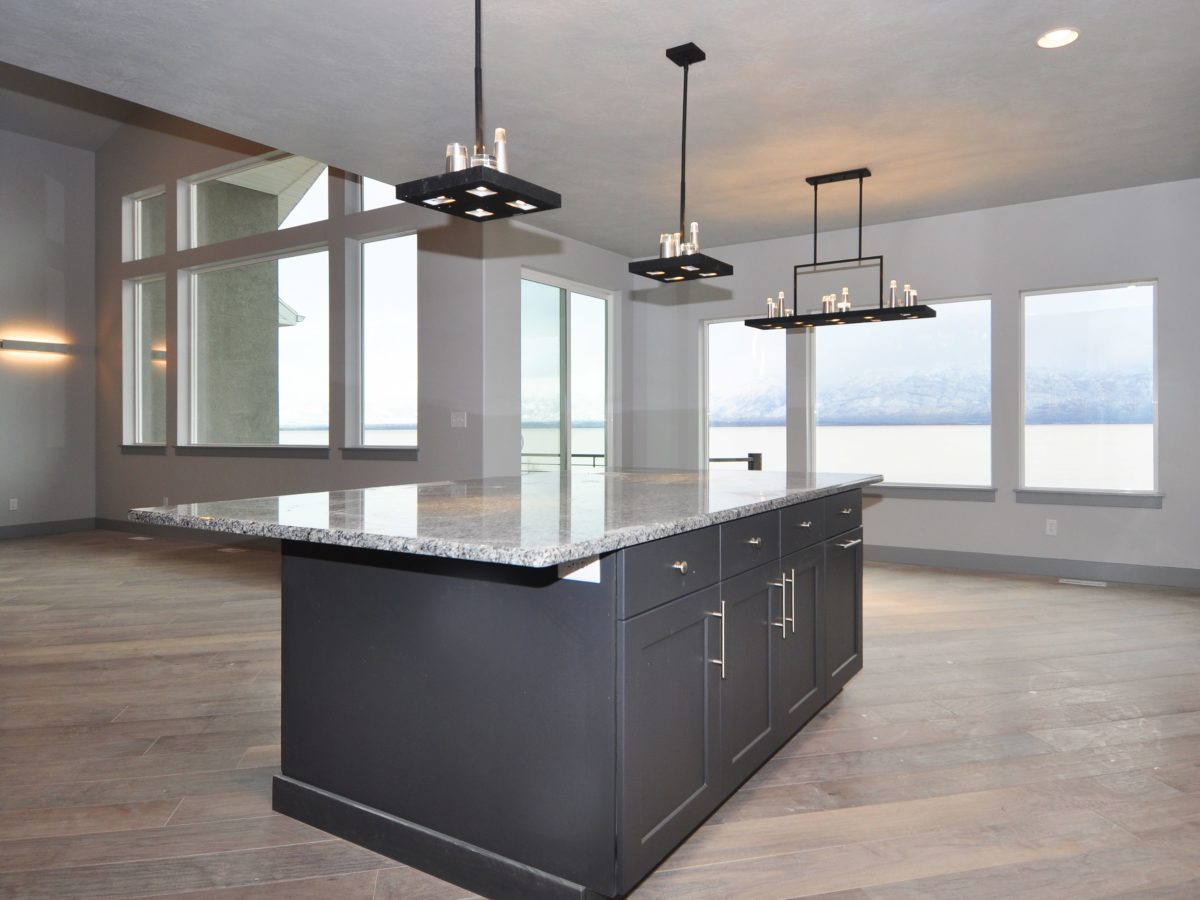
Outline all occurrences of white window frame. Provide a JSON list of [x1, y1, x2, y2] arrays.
[[122, 186, 166, 262], [179, 244, 329, 448], [347, 230, 419, 449], [1018, 280, 1159, 501], [520, 269, 617, 471], [121, 275, 168, 445]]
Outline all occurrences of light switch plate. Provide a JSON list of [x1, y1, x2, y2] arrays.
[[451, 411, 468, 428]]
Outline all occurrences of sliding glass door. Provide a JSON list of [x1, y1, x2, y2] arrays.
[[520, 277, 608, 472]]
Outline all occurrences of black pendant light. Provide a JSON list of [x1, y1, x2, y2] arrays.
[[628, 43, 733, 283], [395, 0, 561, 220], [745, 169, 935, 329]]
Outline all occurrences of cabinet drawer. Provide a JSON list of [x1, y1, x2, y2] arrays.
[[780, 499, 826, 554], [824, 490, 862, 536], [620, 526, 720, 619], [720, 510, 780, 579]]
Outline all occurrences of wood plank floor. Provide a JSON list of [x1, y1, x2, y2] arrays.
[[1, 530, 1198, 899]]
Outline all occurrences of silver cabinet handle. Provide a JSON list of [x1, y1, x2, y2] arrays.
[[840, 507, 854, 515], [672, 560, 689, 575], [746, 536, 762, 546], [797, 520, 813, 529], [838, 538, 863, 549], [708, 601, 726, 678], [788, 568, 796, 633], [769, 578, 787, 638]]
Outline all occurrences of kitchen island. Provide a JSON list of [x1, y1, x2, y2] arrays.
[[130, 470, 880, 899]]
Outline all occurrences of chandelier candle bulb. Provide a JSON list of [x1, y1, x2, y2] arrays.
[[903, 284, 912, 306], [767, 298, 777, 317], [888, 279, 898, 308], [445, 143, 469, 173], [838, 286, 851, 312], [659, 233, 673, 257], [910, 289, 918, 307], [689, 221, 700, 251], [493, 128, 508, 173], [822, 293, 836, 314]]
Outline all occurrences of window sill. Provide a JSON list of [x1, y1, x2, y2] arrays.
[[341, 446, 419, 461], [120, 443, 168, 455], [863, 484, 997, 502], [1014, 489, 1163, 509], [175, 445, 331, 459]]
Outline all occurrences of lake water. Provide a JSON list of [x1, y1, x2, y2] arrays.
[[282, 423, 1154, 492]]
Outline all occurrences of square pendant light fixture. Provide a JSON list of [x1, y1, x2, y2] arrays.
[[395, 0, 561, 221], [629, 42, 733, 284]]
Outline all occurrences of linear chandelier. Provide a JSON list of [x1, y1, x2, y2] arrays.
[[745, 168, 935, 329], [628, 42, 733, 283], [395, 0, 561, 221]]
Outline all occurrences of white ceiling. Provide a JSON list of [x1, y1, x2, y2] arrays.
[[1, 1, 1198, 256]]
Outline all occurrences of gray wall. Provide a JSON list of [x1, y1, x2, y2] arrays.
[[0, 127, 95, 530], [622, 178, 1200, 573], [94, 110, 631, 520]]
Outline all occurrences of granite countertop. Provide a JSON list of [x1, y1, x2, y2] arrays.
[[128, 470, 882, 568]]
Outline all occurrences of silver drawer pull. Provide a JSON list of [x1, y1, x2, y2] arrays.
[[708, 601, 726, 679], [840, 507, 854, 515], [746, 536, 762, 546], [838, 538, 863, 549], [797, 520, 813, 528], [671, 560, 689, 575]]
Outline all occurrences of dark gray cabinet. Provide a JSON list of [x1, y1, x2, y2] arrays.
[[823, 524, 864, 695], [717, 561, 781, 788], [775, 544, 824, 731], [618, 584, 722, 885]]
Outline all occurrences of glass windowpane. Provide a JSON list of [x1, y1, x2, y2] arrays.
[[814, 298, 992, 485], [191, 250, 329, 445], [1023, 284, 1155, 491], [361, 234, 418, 446], [192, 156, 327, 247], [707, 320, 786, 471]]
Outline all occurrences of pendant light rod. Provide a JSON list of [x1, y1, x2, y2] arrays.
[[679, 60, 688, 237], [474, 0, 484, 155]]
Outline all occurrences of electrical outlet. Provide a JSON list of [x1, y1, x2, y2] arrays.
[[1045, 518, 1058, 536], [8, 498, 17, 511], [451, 411, 468, 428]]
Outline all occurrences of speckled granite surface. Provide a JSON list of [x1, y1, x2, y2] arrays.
[[129, 470, 881, 568]]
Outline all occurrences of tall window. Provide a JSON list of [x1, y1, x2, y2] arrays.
[[1022, 283, 1156, 492], [361, 176, 403, 211], [815, 297, 991, 485], [187, 249, 329, 445], [706, 320, 786, 470], [188, 155, 327, 248], [520, 278, 608, 472], [127, 276, 166, 444], [359, 234, 418, 446]]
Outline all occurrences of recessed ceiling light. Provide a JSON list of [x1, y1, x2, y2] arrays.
[[1037, 27, 1079, 49]]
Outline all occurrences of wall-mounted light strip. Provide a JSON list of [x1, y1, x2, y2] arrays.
[[0, 338, 71, 354], [150, 348, 167, 361]]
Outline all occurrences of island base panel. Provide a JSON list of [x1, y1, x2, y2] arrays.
[[277, 542, 619, 897], [273, 776, 604, 900]]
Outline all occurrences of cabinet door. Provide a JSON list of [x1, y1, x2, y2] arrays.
[[619, 585, 722, 889], [824, 526, 864, 696], [718, 561, 780, 790], [775, 545, 824, 732]]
